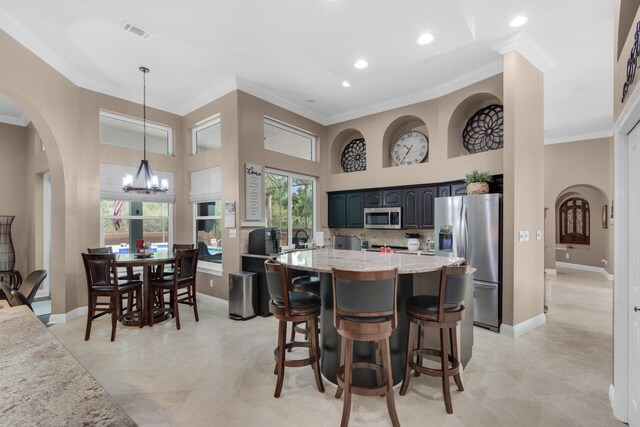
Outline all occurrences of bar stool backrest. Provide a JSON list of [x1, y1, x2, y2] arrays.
[[264, 260, 290, 310], [437, 263, 472, 320], [332, 268, 398, 329]]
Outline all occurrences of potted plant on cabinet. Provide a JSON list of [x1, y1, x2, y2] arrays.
[[464, 170, 492, 195]]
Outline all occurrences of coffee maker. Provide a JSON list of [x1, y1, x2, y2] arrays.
[[248, 228, 282, 255]]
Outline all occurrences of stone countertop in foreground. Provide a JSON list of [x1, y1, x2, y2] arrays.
[[0, 305, 136, 426], [275, 247, 463, 274]]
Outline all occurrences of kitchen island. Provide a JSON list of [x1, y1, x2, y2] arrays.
[[275, 248, 471, 386]]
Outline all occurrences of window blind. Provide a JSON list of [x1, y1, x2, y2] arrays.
[[190, 167, 222, 202], [100, 163, 175, 203]]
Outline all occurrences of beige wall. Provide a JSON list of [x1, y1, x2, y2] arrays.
[[0, 123, 28, 275], [502, 51, 545, 326], [322, 75, 504, 227], [615, 0, 640, 119], [544, 138, 614, 273]]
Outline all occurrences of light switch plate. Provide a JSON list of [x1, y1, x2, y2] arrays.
[[536, 230, 542, 240], [524, 231, 530, 241], [519, 231, 525, 242]]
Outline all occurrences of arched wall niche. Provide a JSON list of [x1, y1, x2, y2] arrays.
[[330, 128, 366, 174], [382, 115, 429, 168], [447, 92, 503, 159]]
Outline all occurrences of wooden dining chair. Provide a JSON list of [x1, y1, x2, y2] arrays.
[[88, 247, 140, 316], [81, 253, 143, 341], [148, 248, 199, 329]]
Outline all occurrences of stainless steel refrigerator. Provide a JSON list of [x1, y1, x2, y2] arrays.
[[434, 194, 502, 332]]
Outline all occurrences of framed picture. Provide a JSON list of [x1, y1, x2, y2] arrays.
[[602, 204, 608, 228]]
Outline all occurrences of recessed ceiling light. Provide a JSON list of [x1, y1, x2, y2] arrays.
[[342, 81, 351, 88], [509, 15, 528, 28], [416, 33, 435, 46], [354, 59, 369, 70]]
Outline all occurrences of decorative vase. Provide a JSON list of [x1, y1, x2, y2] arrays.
[[0, 215, 16, 272], [467, 182, 489, 195]]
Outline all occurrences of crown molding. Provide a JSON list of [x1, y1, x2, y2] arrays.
[[544, 128, 613, 145], [325, 60, 503, 125], [492, 32, 556, 73], [176, 76, 239, 116], [0, 112, 29, 127]]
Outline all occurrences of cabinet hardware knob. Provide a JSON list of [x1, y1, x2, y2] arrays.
[[635, 306, 640, 312]]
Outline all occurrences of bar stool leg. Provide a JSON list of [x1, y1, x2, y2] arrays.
[[340, 339, 354, 427], [450, 327, 464, 391], [400, 320, 415, 395], [308, 317, 325, 393], [274, 319, 287, 398], [382, 338, 400, 427], [414, 325, 422, 377], [335, 336, 346, 399], [440, 328, 452, 414]]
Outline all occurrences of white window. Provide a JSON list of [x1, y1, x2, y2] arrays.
[[192, 116, 221, 154], [264, 117, 316, 161], [265, 169, 316, 247], [100, 200, 172, 254], [100, 111, 173, 155], [190, 167, 223, 274]]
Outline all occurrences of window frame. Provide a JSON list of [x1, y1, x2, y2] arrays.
[[264, 117, 316, 161], [558, 197, 590, 245], [192, 115, 221, 155], [99, 110, 174, 156], [265, 168, 317, 247], [99, 200, 174, 254], [193, 201, 223, 276]]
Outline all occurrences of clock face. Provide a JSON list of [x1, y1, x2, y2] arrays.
[[391, 131, 428, 166]]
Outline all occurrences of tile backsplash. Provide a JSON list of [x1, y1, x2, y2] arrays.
[[325, 228, 435, 250]]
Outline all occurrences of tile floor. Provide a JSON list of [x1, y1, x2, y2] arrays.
[[49, 267, 621, 426]]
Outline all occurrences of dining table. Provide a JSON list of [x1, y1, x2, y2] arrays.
[[115, 251, 175, 326], [275, 248, 468, 386]]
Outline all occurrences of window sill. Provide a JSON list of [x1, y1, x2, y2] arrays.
[[198, 265, 223, 276]]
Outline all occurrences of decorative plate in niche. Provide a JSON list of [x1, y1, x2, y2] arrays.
[[462, 104, 504, 153], [341, 138, 366, 172]]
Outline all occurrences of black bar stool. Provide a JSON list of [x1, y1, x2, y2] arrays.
[[265, 259, 324, 398], [399, 263, 471, 414], [332, 267, 400, 427]]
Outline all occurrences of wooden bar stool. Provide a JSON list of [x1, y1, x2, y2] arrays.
[[399, 263, 471, 414], [265, 259, 324, 398], [289, 271, 321, 345], [332, 267, 400, 427]]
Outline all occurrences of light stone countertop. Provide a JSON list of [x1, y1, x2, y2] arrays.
[[275, 247, 463, 273], [0, 306, 136, 426]]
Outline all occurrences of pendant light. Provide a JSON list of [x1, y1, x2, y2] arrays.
[[122, 66, 168, 194]]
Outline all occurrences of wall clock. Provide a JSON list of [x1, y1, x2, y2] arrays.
[[341, 138, 366, 172], [391, 131, 428, 166]]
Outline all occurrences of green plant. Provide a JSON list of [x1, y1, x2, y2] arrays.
[[464, 169, 492, 184]]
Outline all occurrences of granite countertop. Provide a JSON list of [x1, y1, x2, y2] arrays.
[[0, 306, 135, 426], [275, 247, 463, 274], [242, 247, 317, 259]]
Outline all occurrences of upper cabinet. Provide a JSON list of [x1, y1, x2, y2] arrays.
[[364, 191, 383, 208], [346, 193, 365, 228], [382, 190, 402, 207], [329, 192, 364, 228], [403, 186, 437, 229], [328, 193, 346, 228]]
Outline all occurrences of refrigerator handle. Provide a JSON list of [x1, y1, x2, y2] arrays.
[[461, 203, 468, 260]]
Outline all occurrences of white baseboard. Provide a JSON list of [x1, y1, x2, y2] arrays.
[[544, 268, 557, 275], [500, 313, 546, 338], [48, 306, 87, 324], [555, 262, 614, 281]]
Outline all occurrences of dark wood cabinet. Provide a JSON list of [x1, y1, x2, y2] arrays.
[[418, 186, 437, 228], [328, 193, 346, 228], [364, 191, 383, 208], [404, 186, 437, 229], [438, 185, 451, 198], [382, 190, 403, 207], [346, 192, 365, 228], [451, 182, 468, 196]]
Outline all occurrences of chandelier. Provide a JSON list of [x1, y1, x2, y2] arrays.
[[122, 66, 168, 194]]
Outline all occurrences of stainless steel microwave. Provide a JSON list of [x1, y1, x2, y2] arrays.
[[364, 207, 402, 229]]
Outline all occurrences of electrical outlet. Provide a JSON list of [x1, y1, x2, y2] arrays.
[[565, 252, 570, 259], [536, 230, 542, 240], [519, 231, 525, 242], [524, 231, 530, 241], [229, 229, 237, 238], [209, 279, 214, 288]]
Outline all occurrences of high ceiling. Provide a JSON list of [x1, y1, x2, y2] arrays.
[[0, 0, 613, 142]]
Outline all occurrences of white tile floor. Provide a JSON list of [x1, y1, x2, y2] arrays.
[[49, 268, 621, 426]]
